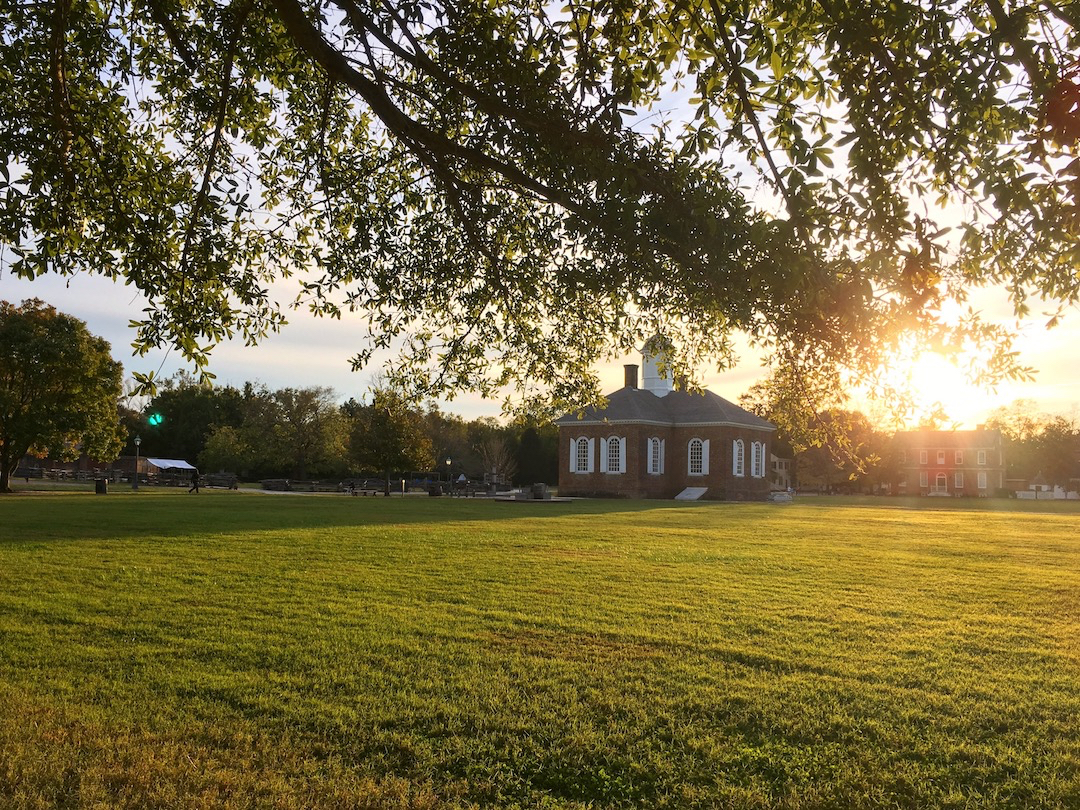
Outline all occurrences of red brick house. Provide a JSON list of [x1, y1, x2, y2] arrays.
[[556, 359, 775, 500], [893, 428, 1006, 497]]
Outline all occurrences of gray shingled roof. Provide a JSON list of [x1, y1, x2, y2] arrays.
[[556, 386, 775, 430]]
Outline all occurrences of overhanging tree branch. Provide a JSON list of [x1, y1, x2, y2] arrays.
[[143, 0, 198, 71], [178, 0, 255, 289]]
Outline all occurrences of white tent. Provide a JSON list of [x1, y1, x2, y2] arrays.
[[146, 458, 197, 471]]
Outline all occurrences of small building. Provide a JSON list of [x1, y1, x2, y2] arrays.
[[893, 428, 1006, 497], [113, 456, 198, 485], [770, 453, 794, 492], [555, 348, 776, 500]]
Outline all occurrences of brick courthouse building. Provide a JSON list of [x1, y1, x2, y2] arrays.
[[556, 350, 776, 500]]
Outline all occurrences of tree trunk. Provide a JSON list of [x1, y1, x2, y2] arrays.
[[0, 449, 13, 494]]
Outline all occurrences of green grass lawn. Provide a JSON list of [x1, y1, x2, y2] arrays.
[[1, 492, 1078, 808]]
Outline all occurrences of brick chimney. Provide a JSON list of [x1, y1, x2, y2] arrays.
[[624, 364, 639, 389]]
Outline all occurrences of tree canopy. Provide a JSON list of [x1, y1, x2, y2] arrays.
[[984, 399, 1080, 485], [344, 385, 436, 473], [135, 371, 246, 459], [2, 0, 1077, 412], [0, 298, 125, 492]]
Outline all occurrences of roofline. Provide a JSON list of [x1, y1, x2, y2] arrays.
[[557, 419, 776, 431]]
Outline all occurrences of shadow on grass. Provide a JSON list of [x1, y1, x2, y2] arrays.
[[795, 494, 1080, 514], [8, 491, 1072, 546], [0, 490, 719, 545]]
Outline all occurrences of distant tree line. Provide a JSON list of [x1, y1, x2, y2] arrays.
[[983, 402, 1080, 488], [122, 373, 559, 484]]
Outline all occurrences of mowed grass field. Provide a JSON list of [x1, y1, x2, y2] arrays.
[[1, 493, 1078, 809]]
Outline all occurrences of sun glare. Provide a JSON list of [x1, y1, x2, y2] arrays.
[[904, 352, 991, 427]]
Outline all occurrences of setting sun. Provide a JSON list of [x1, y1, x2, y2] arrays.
[[849, 337, 1008, 430], [892, 351, 998, 428]]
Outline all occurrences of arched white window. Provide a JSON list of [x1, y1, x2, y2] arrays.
[[732, 439, 745, 477], [688, 438, 709, 476], [600, 436, 626, 474], [569, 436, 594, 474], [607, 437, 620, 473], [750, 441, 766, 478], [688, 439, 703, 475], [648, 437, 665, 475]]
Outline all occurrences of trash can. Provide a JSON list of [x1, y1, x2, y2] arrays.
[[94, 478, 108, 495]]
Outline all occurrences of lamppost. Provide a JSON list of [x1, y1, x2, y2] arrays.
[[445, 456, 451, 489], [132, 435, 141, 491]]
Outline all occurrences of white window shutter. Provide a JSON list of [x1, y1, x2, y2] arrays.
[[587, 438, 595, 473], [569, 438, 577, 472], [619, 437, 627, 473], [660, 439, 665, 474], [732, 441, 739, 475], [702, 439, 710, 475], [599, 437, 608, 473]]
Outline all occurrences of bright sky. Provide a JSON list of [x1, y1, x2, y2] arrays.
[[3, 268, 1078, 426]]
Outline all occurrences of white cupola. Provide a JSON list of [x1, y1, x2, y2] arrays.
[[641, 337, 674, 397]]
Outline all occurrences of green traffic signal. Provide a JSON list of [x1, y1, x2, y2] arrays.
[[148, 412, 164, 426]]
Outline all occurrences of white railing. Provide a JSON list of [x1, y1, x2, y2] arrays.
[[928, 485, 950, 496]]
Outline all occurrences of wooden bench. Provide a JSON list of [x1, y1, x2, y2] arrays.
[[205, 473, 238, 489], [342, 478, 384, 496]]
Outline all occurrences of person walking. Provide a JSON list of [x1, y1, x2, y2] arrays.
[[188, 470, 201, 494]]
